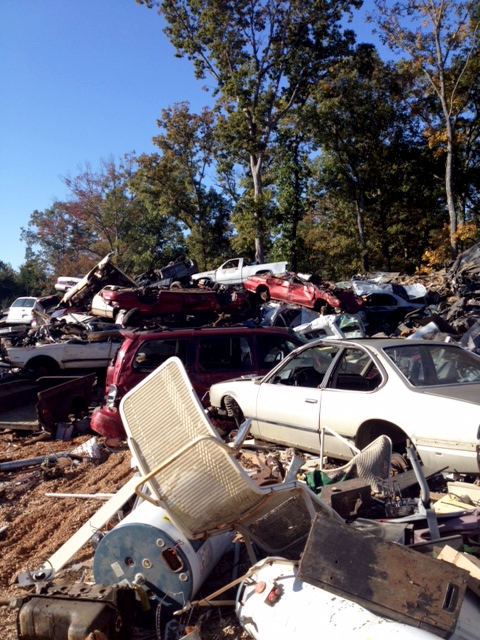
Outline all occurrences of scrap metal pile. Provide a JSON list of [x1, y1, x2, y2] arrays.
[[4, 243, 480, 379], [0, 357, 478, 640], [1, 249, 480, 638]]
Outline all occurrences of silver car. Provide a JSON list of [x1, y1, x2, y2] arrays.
[[208, 338, 480, 475]]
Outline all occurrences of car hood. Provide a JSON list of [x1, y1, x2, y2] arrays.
[[216, 374, 263, 386], [61, 253, 137, 308], [421, 384, 480, 405]]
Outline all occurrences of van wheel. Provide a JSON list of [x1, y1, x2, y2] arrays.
[[170, 281, 183, 289]]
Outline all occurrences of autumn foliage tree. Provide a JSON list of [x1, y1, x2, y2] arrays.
[[370, 0, 480, 259]]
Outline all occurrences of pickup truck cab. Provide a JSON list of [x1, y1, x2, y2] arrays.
[[3, 296, 60, 326], [191, 258, 288, 286]]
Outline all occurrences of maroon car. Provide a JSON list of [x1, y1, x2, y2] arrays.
[[90, 325, 304, 438], [90, 285, 248, 322], [244, 274, 363, 314]]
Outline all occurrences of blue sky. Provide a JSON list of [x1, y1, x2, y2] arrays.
[[0, 1, 386, 271]]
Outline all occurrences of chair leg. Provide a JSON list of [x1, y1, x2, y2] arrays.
[[236, 524, 259, 565]]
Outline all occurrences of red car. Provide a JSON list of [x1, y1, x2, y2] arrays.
[[244, 274, 363, 314], [90, 285, 248, 322], [90, 325, 304, 438]]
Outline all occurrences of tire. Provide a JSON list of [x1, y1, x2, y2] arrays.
[[390, 452, 408, 475], [224, 395, 245, 428], [170, 281, 183, 289], [122, 308, 143, 328], [27, 356, 60, 379], [257, 286, 270, 303], [313, 299, 326, 312]]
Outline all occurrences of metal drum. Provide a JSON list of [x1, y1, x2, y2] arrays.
[[93, 499, 233, 606]]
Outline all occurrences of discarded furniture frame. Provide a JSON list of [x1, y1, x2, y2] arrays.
[[320, 434, 392, 495], [120, 356, 343, 564]]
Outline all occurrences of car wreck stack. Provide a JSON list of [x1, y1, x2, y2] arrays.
[[2, 249, 480, 639]]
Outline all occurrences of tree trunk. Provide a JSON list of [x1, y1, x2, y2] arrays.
[[356, 192, 369, 273], [445, 117, 457, 259], [251, 154, 265, 263]]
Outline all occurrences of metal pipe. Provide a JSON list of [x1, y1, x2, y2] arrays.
[[0, 452, 70, 472]]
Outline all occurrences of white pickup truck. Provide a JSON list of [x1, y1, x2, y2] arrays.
[[2, 338, 122, 377], [191, 258, 288, 286]]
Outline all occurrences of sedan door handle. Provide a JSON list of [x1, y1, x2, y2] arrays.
[[305, 398, 318, 404]]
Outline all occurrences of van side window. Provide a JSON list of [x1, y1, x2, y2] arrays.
[[198, 336, 251, 370], [256, 334, 300, 368], [133, 339, 187, 372]]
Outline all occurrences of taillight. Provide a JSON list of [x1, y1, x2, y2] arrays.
[[106, 385, 119, 408]]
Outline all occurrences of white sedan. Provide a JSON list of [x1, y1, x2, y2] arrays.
[[208, 338, 480, 475]]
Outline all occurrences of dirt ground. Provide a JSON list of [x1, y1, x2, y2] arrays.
[[0, 430, 248, 640]]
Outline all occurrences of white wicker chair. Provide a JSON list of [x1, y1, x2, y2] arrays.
[[120, 356, 343, 562]]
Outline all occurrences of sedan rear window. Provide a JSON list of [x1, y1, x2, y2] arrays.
[[384, 343, 480, 386]]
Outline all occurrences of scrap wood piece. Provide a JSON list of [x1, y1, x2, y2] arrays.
[[45, 492, 115, 500], [437, 545, 480, 599], [16, 474, 138, 584], [298, 513, 468, 639]]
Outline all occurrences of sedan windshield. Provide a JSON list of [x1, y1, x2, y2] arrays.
[[383, 343, 480, 386]]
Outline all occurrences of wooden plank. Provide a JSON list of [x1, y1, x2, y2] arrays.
[[437, 545, 480, 598], [298, 513, 468, 638], [17, 475, 137, 583]]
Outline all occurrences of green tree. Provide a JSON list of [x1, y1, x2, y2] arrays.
[[131, 103, 232, 269], [136, 0, 362, 262], [370, 0, 480, 258], [21, 202, 96, 280], [62, 157, 144, 268], [308, 44, 443, 272], [269, 120, 314, 271], [0, 261, 21, 308]]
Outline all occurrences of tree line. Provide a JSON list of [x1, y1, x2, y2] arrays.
[[1, 0, 479, 308]]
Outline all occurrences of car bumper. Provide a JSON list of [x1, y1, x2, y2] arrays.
[[415, 443, 480, 475], [90, 405, 126, 438]]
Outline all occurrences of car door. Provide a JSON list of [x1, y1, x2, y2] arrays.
[[252, 343, 341, 453], [218, 259, 241, 285], [266, 276, 290, 302], [61, 341, 121, 369], [286, 278, 312, 307], [318, 345, 384, 459]]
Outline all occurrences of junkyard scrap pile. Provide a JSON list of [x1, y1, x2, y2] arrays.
[[1, 250, 480, 639]]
